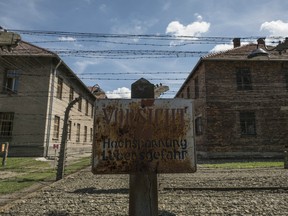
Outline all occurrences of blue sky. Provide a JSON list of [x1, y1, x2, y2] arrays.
[[1, 0, 288, 98]]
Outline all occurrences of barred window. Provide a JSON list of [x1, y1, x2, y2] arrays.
[[84, 126, 87, 142], [76, 123, 80, 142], [56, 77, 63, 99], [195, 117, 203, 136], [236, 68, 252, 90], [53, 116, 60, 139], [0, 112, 14, 137], [85, 100, 89, 116], [240, 112, 256, 135], [69, 87, 74, 102]]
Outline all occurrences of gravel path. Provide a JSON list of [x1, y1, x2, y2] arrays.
[[0, 166, 288, 215]]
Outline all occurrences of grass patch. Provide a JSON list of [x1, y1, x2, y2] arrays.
[[65, 157, 91, 175], [0, 157, 51, 173], [0, 181, 34, 194], [202, 161, 284, 169], [0, 157, 91, 195]]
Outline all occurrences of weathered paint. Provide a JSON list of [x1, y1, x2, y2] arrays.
[[92, 98, 196, 174]]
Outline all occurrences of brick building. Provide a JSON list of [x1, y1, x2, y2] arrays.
[[0, 41, 96, 157], [176, 39, 288, 159]]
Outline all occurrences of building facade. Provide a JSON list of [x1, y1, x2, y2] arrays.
[[0, 41, 96, 157], [176, 39, 288, 159]]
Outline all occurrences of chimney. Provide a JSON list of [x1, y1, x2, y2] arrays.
[[257, 38, 265, 46], [233, 38, 241, 48]]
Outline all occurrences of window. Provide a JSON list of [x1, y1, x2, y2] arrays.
[[236, 68, 252, 90], [76, 123, 80, 142], [84, 126, 87, 142], [194, 77, 199, 99], [195, 117, 203, 136], [56, 77, 63, 99], [53, 116, 60, 139], [90, 128, 93, 142], [67, 121, 72, 140], [78, 98, 82, 111], [85, 100, 89, 116], [240, 112, 256, 135], [186, 86, 190, 99], [4, 70, 20, 93], [91, 105, 94, 118], [0, 112, 14, 137], [69, 87, 74, 102]]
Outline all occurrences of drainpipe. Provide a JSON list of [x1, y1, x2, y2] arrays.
[[44, 60, 62, 157]]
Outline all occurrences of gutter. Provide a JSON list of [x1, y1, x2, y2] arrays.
[[44, 59, 62, 157]]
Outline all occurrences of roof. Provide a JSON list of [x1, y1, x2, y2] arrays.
[[0, 40, 55, 57], [0, 40, 96, 101], [203, 43, 288, 60], [175, 43, 288, 97]]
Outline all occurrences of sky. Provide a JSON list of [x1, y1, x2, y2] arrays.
[[1, 0, 288, 98]]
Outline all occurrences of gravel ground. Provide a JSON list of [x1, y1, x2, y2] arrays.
[[0, 165, 288, 216]]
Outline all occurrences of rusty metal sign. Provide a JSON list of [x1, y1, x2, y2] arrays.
[[92, 99, 196, 174]]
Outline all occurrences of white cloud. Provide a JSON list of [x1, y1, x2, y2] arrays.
[[210, 44, 234, 53], [166, 16, 210, 37], [210, 41, 250, 53], [74, 60, 99, 74], [106, 87, 131, 99], [260, 20, 288, 36]]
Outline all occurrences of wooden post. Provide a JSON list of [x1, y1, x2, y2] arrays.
[[284, 147, 288, 169], [129, 78, 158, 216], [1, 142, 9, 166]]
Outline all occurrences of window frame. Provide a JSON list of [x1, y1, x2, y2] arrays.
[[56, 77, 63, 99], [0, 112, 14, 138], [85, 99, 89, 116], [3, 70, 20, 94], [84, 126, 87, 142], [236, 68, 252, 90], [76, 123, 81, 142], [53, 115, 60, 139], [195, 116, 203, 136], [240, 111, 256, 136], [69, 87, 74, 102], [90, 128, 93, 142]]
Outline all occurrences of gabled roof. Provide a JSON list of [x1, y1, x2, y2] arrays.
[[175, 43, 288, 97], [0, 41, 55, 57], [0, 40, 96, 100]]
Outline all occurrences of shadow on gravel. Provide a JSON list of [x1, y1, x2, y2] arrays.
[[159, 210, 176, 216], [72, 187, 128, 194]]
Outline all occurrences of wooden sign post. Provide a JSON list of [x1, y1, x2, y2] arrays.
[[92, 78, 196, 215], [129, 78, 158, 216]]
